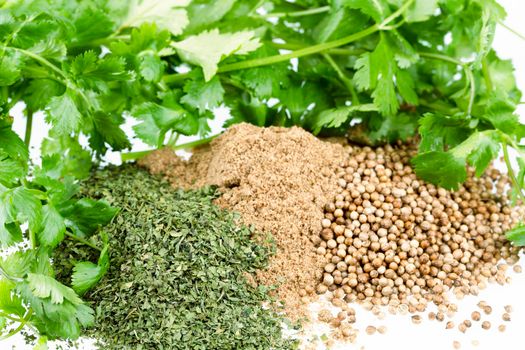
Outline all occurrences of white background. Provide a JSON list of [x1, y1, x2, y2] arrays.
[[3, 1, 525, 349]]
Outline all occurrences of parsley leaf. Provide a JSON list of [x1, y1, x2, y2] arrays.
[[172, 29, 261, 81]]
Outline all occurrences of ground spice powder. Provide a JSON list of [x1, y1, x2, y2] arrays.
[[140, 123, 345, 318]]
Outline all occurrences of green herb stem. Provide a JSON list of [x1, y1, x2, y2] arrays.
[[65, 231, 102, 252], [498, 21, 525, 41], [121, 134, 219, 162], [502, 142, 525, 204], [322, 53, 360, 104], [218, 0, 413, 73], [0, 311, 32, 341], [219, 25, 380, 73], [268, 42, 365, 56], [262, 5, 330, 18], [0, 265, 24, 283], [0, 312, 23, 323], [481, 57, 493, 93], [418, 52, 476, 116], [28, 229, 36, 250], [8, 46, 93, 110], [24, 109, 33, 146]]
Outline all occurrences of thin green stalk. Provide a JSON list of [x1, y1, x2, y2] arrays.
[[0, 310, 32, 341], [218, 0, 414, 73], [8, 47, 94, 110], [163, 71, 190, 84], [502, 142, 525, 204], [247, 0, 266, 16], [0, 266, 24, 283], [121, 134, 219, 162], [267, 42, 366, 56], [0, 312, 23, 323], [262, 6, 330, 18], [418, 52, 476, 116], [24, 109, 33, 146], [481, 57, 493, 93], [322, 53, 360, 104], [218, 25, 380, 73], [464, 66, 475, 116], [65, 231, 102, 252], [419, 100, 460, 115], [28, 230, 36, 250], [498, 21, 525, 41]]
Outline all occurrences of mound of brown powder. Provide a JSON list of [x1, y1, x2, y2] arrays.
[[139, 123, 345, 318]]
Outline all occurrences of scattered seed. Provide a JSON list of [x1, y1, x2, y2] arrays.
[[453, 340, 461, 349], [436, 311, 445, 322], [483, 306, 492, 315], [378, 325, 387, 334], [458, 323, 467, 333], [428, 312, 436, 321], [477, 301, 487, 309], [366, 326, 376, 335], [504, 305, 513, 313], [446, 321, 454, 330], [411, 315, 422, 324], [498, 324, 506, 332], [464, 320, 472, 328], [482, 321, 491, 330], [471, 311, 481, 321], [502, 313, 511, 322], [513, 265, 522, 273]]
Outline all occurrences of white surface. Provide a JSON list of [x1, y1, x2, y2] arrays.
[[3, 1, 525, 349]]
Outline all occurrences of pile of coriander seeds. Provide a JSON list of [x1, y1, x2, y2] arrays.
[[312, 140, 524, 339]]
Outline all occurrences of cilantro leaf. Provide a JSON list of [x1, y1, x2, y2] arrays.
[[122, 0, 191, 36], [71, 238, 109, 295], [412, 151, 467, 190], [450, 130, 501, 177], [132, 102, 198, 146], [418, 113, 470, 152], [0, 49, 24, 86], [181, 76, 225, 113], [0, 156, 25, 186], [60, 198, 118, 238], [89, 112, 131, 154], [0, 279, 26, 317], [37, 204, 66, 248], [342, 0, 389, 22], [506, 223, 525, 246], [27, 273, 83, 305], [0, 121, 29, 162], [312, 104, 377, 135], [405, 0, 438, 23], [3, 186, 44, 234], [172, 29, 261, 81], [45, 90, 83, 136], [139, 52, 165, 82]]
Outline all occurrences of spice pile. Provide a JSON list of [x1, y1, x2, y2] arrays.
[[140, 123, 346, 318], [55, 166, 296, 350], [313, 141, 524, 341], [140, 124, 524, 342]]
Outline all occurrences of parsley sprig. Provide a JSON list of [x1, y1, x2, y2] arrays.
[[0, 0, 524, 344]]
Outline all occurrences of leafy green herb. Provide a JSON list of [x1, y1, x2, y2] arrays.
[[1, 0, 525, 344]]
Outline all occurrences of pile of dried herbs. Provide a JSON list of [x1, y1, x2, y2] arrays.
[[54, 165, 297, 350]]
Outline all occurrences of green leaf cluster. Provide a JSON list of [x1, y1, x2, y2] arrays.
[[1, 0, 525, 343]]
